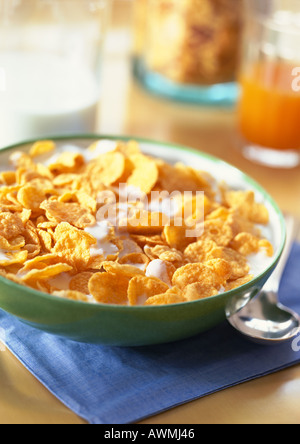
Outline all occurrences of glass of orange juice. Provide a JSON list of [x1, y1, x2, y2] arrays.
[[238, 0, 300, 168]]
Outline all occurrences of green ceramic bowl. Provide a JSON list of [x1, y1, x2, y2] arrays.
[[0, 136, 286, 346]]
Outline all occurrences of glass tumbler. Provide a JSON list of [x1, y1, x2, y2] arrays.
[[133, 0, 243, 106], [0, 0, 110, 148], [238, 0, 300, 168]]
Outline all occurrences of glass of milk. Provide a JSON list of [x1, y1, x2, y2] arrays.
[[0, 0, 111, 148]]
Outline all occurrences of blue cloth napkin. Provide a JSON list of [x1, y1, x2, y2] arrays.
[[0, 244, 300, 425]]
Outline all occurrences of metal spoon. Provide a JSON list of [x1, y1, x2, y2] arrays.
[[226, 215, 300, 345]]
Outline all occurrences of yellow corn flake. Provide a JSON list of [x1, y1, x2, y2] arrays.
[[258, 239, 274, 257], [205, 206, 231, 221], [52, 222, 96, 271], [0, 235, 25, 251], [23, 221, 41, 257], [131, 234, 166, 248], [208, 246, 250, 280], [181, 194, 212, 222], [17, 183, 47, 211], [155, 249, 184, 268], [52, 173, 78, 187], [121, 210, 169, 235], [40, 200, 95, 229], [19, 253, 60, 272], [72, 191, 97, 213], [118, 238, 143, 258], [230, 232, 261, 256], [28, 178, 56, 194], [37, 229, 53, 253], [0, 191, 23, 212], [205, 258, 232, 284], [116, 140, 141, 157], [127, 154, 158, 194], [35, 164, 54, 181], [144, 287, 186, 306], [29, 140, 56, 158], [101, 261, 145, 278], [198, 219, 234, 247], [19, 208, 32, 225], [53, 290, 91, 302], [128, 275, 169, 306], [184, 239, 217, 263], [118, 252, 150, 271], [21, 263, 73, 283], [157, 161, 211, 195], [0, 184, 21, 199], [224, 190, 269, 225], [144, 244, 184, 268], [172, 262, 222, 290], [183, 283, 219, 302], [88, 272, 130, 305], [48, 152, 85, 174], [16, 167, 53, 187], [0, 212, 24, 240], [227, 211, 260, 237], [69, 272, 94, 295], [230, 232, 273, 257], [84, 151, 126, 188], [24, 244, 41, 260], [36, 216, 58, 230], [225, 275, 255, 291], [163, 224, 195, 252], [0, 250, 28, 267], [0, 171, 16, 186]]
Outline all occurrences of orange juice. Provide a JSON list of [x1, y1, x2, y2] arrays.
[[239, 61, 300, 151]]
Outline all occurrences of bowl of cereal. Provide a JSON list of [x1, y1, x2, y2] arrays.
[[0, 136, 286, 346]]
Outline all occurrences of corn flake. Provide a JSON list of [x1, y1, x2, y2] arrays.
[[198, 219, 234, 246], [102, 261, 145, 278], [144, 287, 186, 305], [88, 272, 130, 305], [118, 252, 150, 271], [84, 151, 126, 188], [184, 283, 219, 302], [163, 224, 195, 252], [0, 250, 28, 267], [208, 246, 250, 280], [21, 263, 73, 283], [225, 275, 255, 291], [48, 152, 84, 174], [184, 239, 217, 263], [41, 200, 95, 229], [128, 275, 169, 306], [69, 272, 94, 295], [52, 222, 96, 271], [17, 183, 47, 211], [0, 212, 24, 240], [53, 290, 91, 302], [172, 262, 222, 290], [29, 140, 56, 158], [127, 154, 158, 194], [224, 190, 269, 225]]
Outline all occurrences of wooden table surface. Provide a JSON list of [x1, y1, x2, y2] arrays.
[[0, 1, 300, 424]]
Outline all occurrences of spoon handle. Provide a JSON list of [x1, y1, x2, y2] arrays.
[[264, 214, 299, 293]]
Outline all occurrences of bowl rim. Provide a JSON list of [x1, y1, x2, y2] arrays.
[[0, 134, 287, 312]]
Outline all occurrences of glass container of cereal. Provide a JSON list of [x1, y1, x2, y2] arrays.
[[132, 0, 243, 106]]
